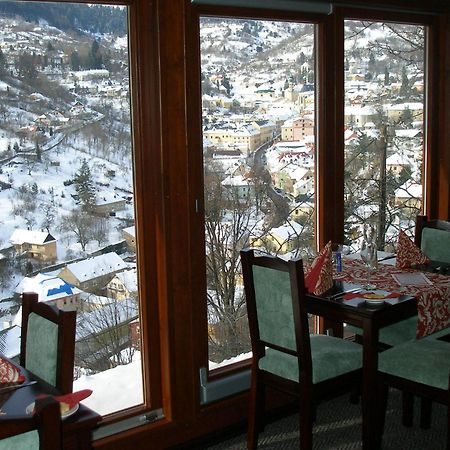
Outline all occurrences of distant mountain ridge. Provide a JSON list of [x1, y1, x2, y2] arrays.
[[0, 2, 127, 35]]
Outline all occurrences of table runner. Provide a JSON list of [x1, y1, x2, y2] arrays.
[[337, 258, 450, 337]]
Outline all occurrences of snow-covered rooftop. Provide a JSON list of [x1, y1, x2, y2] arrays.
[[64, 252, 128, 283]]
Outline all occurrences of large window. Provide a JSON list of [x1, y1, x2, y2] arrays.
[[199, 17, 316, 368], [343, 20, 426, 252], [0, 2, 145, 417]]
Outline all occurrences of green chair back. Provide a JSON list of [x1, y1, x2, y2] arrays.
[[252, 265, 297, 352], [25, 313, 59, 387], [421, 227, 450, 264]]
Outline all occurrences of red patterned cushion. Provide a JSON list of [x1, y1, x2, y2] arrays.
[[0, 357, 25, 385], [305, 241, 333, 295], [396, 230, 429, 269]]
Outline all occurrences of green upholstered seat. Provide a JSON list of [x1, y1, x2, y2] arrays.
[[346, 316, 418, 347], [259, 334, 362, 384], [25, 312, 59, 386], [0, 431, 39, 450], [421, 227, 450, 264], [378, 338, 450, 390]]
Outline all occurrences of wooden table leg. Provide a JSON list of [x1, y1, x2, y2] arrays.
[[362, 318, 381, 450]]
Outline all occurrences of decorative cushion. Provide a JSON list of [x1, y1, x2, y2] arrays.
[[421, 227, 450, 264], [378, 338, 450, 390], [305, 241, 333, 296], [258, 334, 362, 384], [25, 313, 58, 387], [0, 431, 39, 450], [396, 230, 429, 269]]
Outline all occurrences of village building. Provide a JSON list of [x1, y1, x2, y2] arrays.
[[93, 192, 127, 216], [58, 252, 128, 293], [122, 226, 136, 252], [14, 273, 81, 311], [252, 220, 304, 254], [394, 182, 422, 209], [9, 229, 57, 262], [106, 268, 138, 300], [281, 115, 314, 141], [386, 153, 413, 175]]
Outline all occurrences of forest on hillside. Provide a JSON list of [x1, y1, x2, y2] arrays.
[[0, 2, 127, 35]]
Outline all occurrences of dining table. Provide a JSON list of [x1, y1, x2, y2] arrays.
[[306, 256, 450, 450], [0, 355, 101, 450]]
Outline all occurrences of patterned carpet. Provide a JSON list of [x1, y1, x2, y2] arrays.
[[202, 389, 447, 449]]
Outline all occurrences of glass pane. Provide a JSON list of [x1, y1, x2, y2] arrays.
[[0, 2, 143, 416], [200, 17, 316, 368], [344, 21, 425, 252]]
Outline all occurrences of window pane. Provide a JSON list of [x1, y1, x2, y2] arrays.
[[0, 2, 143, 416], [200, 17, 316, 368], [344, 21, 425, 251]]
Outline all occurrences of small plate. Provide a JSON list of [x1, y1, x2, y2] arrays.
[[26, 401, 79, 420], [365, 298, 385, 306]]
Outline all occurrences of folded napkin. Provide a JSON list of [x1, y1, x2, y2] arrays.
[[305, 241, 333, 296], [396, 229, 429, 269], [0, 356, 25, 385], [343, 291, 401, 300], [55, 389, 93, 410]]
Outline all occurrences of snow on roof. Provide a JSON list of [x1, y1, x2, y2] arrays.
[[10, 229, 56, 245], [14, 272, 81, 300], [114, 268, 138, 293], [123, 226, 135, 237], [221, 174, 250, 187], [395, 182, 422, 199], [269, 221, 303, 241], [64, 252, 127, 283], [395, 129, 421, 138], [386, 153, 412, 166]]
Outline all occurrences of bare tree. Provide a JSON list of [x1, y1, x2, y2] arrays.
[[60, 208, 96, 252], [75, 296, 138, 373]]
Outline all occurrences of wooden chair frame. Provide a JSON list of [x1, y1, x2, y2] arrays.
[[377, 371, 450, 450], [240, 249, 362, 450], [20, 292, 77, 394], [415, 214, 450, 249], [0, 396, 62, 449]]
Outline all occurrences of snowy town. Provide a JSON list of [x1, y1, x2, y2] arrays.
[[0, 12, 425, 416]]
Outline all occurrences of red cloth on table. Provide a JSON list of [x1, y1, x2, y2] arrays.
[[305, 241, 333, 296]]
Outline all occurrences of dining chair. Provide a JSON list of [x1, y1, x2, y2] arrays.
[[376, 337, 450, 449], [240, 249, 362, 450], [20, 292, 77, 394], [0, 396, 62, 450], [415, 214, 450, 268]]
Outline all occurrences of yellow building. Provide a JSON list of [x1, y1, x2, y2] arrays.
[[9, 229, 57, 263]]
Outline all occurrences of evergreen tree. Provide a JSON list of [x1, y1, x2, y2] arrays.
[[384, 67, 390, 86], [399, 65, 410, 98], [89, 40, 103, 69], [73, 159, 96, 210], [0, 49, 6, 75], [70, 51, 81, 71]]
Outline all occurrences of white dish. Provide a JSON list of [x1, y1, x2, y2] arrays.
[[365, 298, 385, 306], [26, 401, 79, 420]]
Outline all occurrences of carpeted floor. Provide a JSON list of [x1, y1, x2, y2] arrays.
[[203, 389, 447, 449]]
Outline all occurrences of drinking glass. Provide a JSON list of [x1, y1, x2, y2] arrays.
[[360, 223, 378, 289]]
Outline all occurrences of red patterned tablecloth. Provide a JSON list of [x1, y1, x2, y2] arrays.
[[338, 258, 450, 338]]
